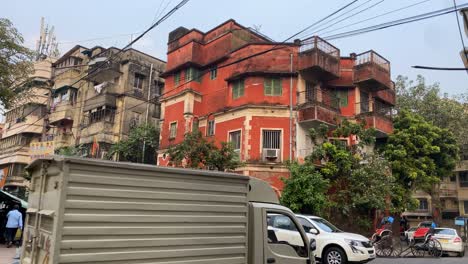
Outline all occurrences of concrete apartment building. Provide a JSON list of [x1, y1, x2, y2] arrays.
[[0, 46, 165, 198], [0, 60, 53, 198], [49, 45, 165, 158], [405, 147, 468, 227], [158, 19, 394, 192]]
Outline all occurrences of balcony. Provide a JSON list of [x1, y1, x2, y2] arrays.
[[298, 36, 340, 81], [354, 50, 392, 91], [85, 58, 121, 83], [49, 102, 75, 125], [356, 103, 393, 138], [373, 87, 396, 106], [440, 188, 458, 198], [53, 132, 73, 149], [297, 86, 340, 127]]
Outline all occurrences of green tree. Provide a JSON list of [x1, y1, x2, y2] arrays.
[[282, 121, 398, 231], [395, 75, 468, 147], [384, 110, 459, 222], [281, 161, 330, 215], [0, 18, 34, 110], [166, 131, 242, 171], [109, 123, 160, 164]]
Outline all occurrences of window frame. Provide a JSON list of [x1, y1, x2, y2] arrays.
[[186, 67, 201, 82], [174, 72, 180, 86], [134, 73, 145, 90], [336, 90, 349, 107], [207, 120, 215, 136], [228, 130, 242, 150], [266, 211, 309, 258], [262, 129, 282, 149], [264, 77, 282, 96], [210, 67, 217, 80], [459, 171, 468, 188], [417, 198, 429, 211], [169, 122, 177, 139], [232, 79, 245, 99]]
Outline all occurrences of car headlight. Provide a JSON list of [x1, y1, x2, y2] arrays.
[[345, 239, 363, 247]]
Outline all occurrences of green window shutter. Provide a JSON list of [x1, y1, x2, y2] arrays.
[[264, 78, 272, 95], [338, 90, 348, 107], [273, 78, 282, 95], [174, 72, 180, 85], [185, 68, 191, 81], [265, 78, 281, 96], [239, 80, 244, 97], [233, 79, 244, 99]]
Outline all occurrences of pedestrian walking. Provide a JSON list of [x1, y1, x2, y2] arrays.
[[5, 204, 22, 248]]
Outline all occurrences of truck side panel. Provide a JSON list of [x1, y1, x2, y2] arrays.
[[23, 158, 250, 264]]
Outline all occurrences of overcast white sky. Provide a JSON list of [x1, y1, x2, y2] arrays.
[[1, 0, 467, 121]]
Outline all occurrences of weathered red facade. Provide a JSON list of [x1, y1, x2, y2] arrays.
[[158, 20, 395, 192]]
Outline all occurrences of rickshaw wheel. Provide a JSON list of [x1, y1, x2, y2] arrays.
[[411, 242, 426, 257], [375, 235, 393, 257], [428, 239, 443, 258]]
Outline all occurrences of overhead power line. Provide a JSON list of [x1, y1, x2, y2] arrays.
[[320, 0, 433, 36], [308, 0, 386, 36], [323, 3, 468, 40], [298, 0, 379, 38], [9, 0, 190, 138]]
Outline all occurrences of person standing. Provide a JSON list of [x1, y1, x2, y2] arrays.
[[5, 204, 22, 248]]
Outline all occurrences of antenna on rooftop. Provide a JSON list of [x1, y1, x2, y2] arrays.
[[35, 17, 60, 61]]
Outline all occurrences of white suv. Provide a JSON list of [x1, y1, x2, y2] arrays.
[[296, 214, 375, 264]]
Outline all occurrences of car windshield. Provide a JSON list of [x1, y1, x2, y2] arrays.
[[310, 217, 342, 233], [433, 229, 456, 236], [408, 227, 418, 231]]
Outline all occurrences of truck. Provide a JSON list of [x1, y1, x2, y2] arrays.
[[20, 156, 316, 264]]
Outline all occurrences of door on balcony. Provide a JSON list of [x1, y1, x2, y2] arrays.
[[360, 91, 369, 113], [305, 82, 316, 102]]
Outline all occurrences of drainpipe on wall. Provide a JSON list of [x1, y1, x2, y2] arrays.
[[289, 53, 294, 161]]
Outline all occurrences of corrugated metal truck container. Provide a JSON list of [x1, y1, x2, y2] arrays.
[[21, 157, 315, 264]]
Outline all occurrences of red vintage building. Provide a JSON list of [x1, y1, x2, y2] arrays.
[[158, 20, 394, 193]]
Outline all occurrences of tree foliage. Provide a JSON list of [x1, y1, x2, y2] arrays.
[[385, 110, 459, 191], [0, 18, 34, 110], [384, 110, 459, 222], [281, 121, 398, 230], [395, 75, 468, 147], [280, 161, 330, 215], [109, 123, 160, 164], [166, 131, 242, 171]]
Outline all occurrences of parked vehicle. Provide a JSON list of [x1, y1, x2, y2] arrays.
[[20, 156, 316, 264], [432, 228, 465, 257], [296, 214, 375, 264], [417, 221, 434, 228], [404, 227, 418, 242]]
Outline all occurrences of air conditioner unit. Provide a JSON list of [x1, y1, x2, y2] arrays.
[[263, 148, 280, 160]]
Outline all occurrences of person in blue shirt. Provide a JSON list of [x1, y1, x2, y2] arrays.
[[5, 204, 22, 248]]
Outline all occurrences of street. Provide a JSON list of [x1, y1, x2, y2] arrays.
[[372, 256, 468, 264]]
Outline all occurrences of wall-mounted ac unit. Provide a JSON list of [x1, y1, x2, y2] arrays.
[[263, 148, 280, 161]]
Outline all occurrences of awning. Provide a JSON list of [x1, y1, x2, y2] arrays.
[[0, 190, 28, 209]]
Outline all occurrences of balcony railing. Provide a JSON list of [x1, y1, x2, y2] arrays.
[[439, 188, 457, 197], [298, 36, 340, 81], [354, 50, 392, 91], [298, 87, 340, 126], [86, 59, 121, 83], [356, 100, 393, 137]]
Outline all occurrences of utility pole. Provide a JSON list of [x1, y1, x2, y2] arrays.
[[41, 81, 53, 142], [142, 63, 154, 163]]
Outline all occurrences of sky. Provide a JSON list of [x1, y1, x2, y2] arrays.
[[1, 0, 467, 120]]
